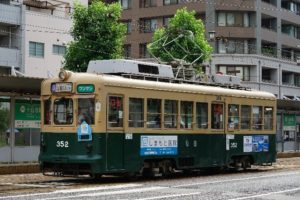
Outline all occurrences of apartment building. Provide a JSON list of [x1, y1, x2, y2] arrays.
[[0, 0, 88, 78], [111, 0, 300, 150]]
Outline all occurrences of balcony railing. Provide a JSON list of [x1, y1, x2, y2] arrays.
[[0, 3, 21, 25], [0, 47, 20, 68]]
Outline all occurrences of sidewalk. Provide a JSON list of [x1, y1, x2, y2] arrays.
[[1, 152, 300, 175]]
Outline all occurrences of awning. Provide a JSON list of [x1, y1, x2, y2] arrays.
[[0, 75, 44, 96], [277, 99, 300, 110]]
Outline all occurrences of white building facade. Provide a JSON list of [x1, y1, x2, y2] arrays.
[[0, 0, 88, 78]]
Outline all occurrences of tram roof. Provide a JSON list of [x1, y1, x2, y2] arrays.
[[42, 72, 276, 100]]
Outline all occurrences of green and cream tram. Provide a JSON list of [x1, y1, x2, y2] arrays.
[[39, 60, 276, 177]]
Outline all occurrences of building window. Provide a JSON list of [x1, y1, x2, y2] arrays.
[[141, 18, 158, 33], [129, 98, 144, 128], [163, 0, 178, 5], [140, 0, 156, 8], [29, 41, 44, 58], [163, 17, 171, 27], [53, 45, 66, 55], [139, 43, 151, 58], [218, 65, 250, 81], [123, 44, 131, 58], [120, 0, 132, 9], [217, 12, 249, 27], [124, 20, 132, 34]]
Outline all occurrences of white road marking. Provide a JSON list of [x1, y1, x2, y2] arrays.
[[0, 183, 141, 199], [173, 170, 300, 188], [134, 192, 203, 200], [0, 183, 49, 188], [40, 186, 167, 200], [228, 187, 300, 200]]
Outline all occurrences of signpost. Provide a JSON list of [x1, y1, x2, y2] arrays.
[[15, 100, 40, 129]]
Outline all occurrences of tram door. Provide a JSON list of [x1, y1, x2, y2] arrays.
[[106, 95, 124, 170], [210, 102, 226, 164]]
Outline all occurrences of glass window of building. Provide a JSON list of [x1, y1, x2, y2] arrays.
[[228, 104, 239, 129], [217, 65, 250, 81], [163, 17, 171, 27], [78, 98, 95, 125], [129, 98, 144, 128], [196, 102, 208, 129], [163, 0, 179, 5], [139, 43, 151, 58], [140, 0, 156, 7], [241, 105, 251, 129], [54, 98, 73, 125], [108, 96, 123, 128], [124, 44, 131, 58], [120, 0, 132, 9], [264, 107, 273, 130], [53, 45, 66, 55], [142, 18, 158, 33], [252, 106, 263, 130], [164, 100, 178, 128], [29, 41, 44, 57], [147, 99, 161, 128], [180, 101, 193, 129], [124, 20, 132, 34]]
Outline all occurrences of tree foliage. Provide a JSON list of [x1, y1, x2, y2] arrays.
[[64, 0, 126, 72], [0, 104, 9, 133], [147, 8, 212, 65]]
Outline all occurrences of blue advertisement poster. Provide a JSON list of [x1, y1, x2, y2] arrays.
[[252, 135, 269, 152], [140, 135, 178, 156]]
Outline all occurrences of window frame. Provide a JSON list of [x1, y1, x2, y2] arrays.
[[29, 41, 44, 58]]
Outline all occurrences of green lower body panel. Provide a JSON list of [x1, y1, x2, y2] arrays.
[[39, 132, 276, 175]]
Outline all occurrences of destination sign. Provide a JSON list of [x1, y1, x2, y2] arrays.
[[51, 83, 72, 93], [77, 84, 95, 93]]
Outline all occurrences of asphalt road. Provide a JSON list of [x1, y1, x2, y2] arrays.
[[0, 157, 300, 200]]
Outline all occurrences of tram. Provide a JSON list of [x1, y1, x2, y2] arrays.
[[39, 59, 276, 177]]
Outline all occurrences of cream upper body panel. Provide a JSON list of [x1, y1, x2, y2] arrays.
[[41, 72, 276, 101]]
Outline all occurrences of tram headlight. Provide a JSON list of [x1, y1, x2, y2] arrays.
[[58, 70, 71, 81]]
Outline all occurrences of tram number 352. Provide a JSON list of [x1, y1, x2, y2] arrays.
[[56, 141, 69, 148]]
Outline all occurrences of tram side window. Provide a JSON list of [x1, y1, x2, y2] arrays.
[[252, 106, 263, 130], [196, 102, 208, 129], [108, 96, 123, 128], [180, 101, 193, 129], [147, 99, 161, 128], [211, 103, 224, 129], [164, 100, 178, 128], [54, 98, 73, 125], [264, 107, 273, 130], [241, 105, 251, 129], [44, 99, 51, 125], [129, 98, 144, 128], [78, 98, 95, 125], [228, 104, 239, 129]]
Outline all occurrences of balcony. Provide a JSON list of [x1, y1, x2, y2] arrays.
[[0, 47, 20, 68], [0, 3, 21, 25]]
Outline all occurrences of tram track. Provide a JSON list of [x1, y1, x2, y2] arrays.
[[0, 157, 299, 196]]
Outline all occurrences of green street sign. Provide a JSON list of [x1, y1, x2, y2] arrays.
[[283, 114, 296, 131], [77, 84, 95, 93], [15, 100, 40, 128]]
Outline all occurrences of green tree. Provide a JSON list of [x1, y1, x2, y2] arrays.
[[147, 8, 212, 65], [64, 0, 126, 72]]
